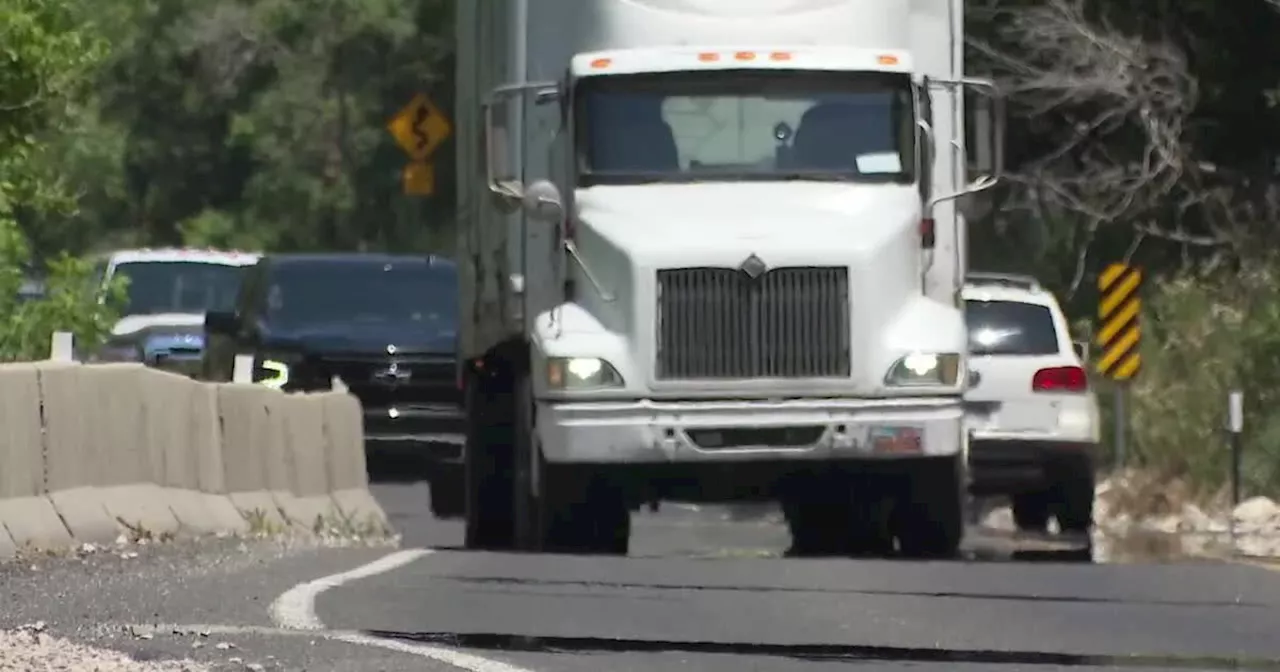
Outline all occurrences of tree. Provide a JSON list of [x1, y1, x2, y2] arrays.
[[0, 0, 122, 360]]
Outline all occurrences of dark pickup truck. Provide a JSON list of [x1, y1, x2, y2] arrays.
[[200, 253, 464, 516]]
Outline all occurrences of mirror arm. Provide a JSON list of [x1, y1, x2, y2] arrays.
[[563, 239, 615, 302]]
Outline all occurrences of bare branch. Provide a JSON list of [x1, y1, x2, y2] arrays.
[[969, 0, 1216, 246]]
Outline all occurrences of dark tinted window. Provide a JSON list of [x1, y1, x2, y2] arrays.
[[965, 300, 1060, 356], [265, 259, 456, 327], [113, 262, 245, 316]]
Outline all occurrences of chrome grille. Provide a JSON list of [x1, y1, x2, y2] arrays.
[[655, 267, 850, 379]]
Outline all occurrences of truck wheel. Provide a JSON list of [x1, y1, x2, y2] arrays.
[[782, 475, 874, 557], [894, 456, 965, 559], [539, 466, 630, 555], [463, 373, 516, 550], [429, 476, 465, 519], [1011, 492, 1051, 532], [846, 482, 895, 557], [1052, 456, 1095, 534]]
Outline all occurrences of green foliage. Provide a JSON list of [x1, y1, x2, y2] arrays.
[[0, 218, 125, 361], [1113, 258, 1280, 497], [0, 0, 122, 360]]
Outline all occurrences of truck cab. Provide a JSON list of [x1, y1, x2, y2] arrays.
[[455, 0, 1004, 557]]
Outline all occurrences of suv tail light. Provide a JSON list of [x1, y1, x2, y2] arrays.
[[1032, 365, 1088, 392]]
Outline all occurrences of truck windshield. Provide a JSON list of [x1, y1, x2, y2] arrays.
[[576, 70, 914, 185]]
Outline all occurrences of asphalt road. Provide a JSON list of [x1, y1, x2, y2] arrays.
[[345, 457, 1280, 672], [3, 457, 1279, 672]]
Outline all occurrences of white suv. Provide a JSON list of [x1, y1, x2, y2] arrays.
[[963, 272, 1101, 534]]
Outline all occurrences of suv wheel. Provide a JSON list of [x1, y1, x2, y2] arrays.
[[1011, 492, 1051, 532], [1052, 456, 1095, 534]]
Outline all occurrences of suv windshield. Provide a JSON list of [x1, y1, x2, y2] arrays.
[[576, 70, 915, 186], [266, 260, 456, 327], [966, 300, 1061, 356], [113, 261, 244, 316]]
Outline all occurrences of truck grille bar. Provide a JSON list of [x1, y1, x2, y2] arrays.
[[655, 267, 851, 379]]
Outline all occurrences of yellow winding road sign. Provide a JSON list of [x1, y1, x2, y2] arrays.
[[387, 94, 451, 161], [1096, 263, 1142, 381]]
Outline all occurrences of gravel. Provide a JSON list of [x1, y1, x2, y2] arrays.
[[0, 624, 208, 671]]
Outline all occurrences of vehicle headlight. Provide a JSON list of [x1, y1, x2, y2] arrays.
[[546, 357, 624, 390], [884, 352, 961, 387]]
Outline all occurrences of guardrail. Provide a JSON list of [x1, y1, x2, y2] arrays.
[[0, 361, 388, 558]]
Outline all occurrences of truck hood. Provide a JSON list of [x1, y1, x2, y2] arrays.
[[575, 182, 920, 266], [113, 313, 207, 337], [261, 319, 457, 356]]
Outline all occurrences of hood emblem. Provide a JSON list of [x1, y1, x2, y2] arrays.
[[386, 344, 397, 355], [739, 253, 767, 279], [372, 361, 412, 386]]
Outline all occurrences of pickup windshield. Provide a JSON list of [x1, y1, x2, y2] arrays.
[[266, 260, 457, 327], [576, 69, 915, 186], [113, 261, 244, 316]]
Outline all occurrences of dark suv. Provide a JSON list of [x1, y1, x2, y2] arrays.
[[200, 253, 463, 513]]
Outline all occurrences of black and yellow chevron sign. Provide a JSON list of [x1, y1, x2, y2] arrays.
[[1096, 263, 1142, 381]]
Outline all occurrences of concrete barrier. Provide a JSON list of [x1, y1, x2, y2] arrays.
[[0, 363, 387, 559]]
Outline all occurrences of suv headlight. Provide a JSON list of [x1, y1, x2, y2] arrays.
[[546, 357, 624, 390], [885, 352, 961, 387]]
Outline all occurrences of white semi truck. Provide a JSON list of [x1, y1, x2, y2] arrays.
[[454, 0, 1003, 557]]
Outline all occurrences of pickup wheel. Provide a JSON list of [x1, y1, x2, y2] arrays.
[[894, 456, 965, 559], [463, 373, 516, 550]]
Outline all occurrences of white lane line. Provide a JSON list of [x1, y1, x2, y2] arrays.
[[268, 549, 538, 672], [270, 549, 430, 629]]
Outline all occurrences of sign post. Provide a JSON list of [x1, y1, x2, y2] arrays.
[[386, 93, 452, 196], [1095, 263, 1142, 467], [1228, 390, 1243, 507], [1228, 390, 1243, 552]]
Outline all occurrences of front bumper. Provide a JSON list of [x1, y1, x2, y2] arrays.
[[968, 436, 1096, 496], [536, 396, 964, 464], [149, 353, 202, 377], [362, 404, 465, 462]]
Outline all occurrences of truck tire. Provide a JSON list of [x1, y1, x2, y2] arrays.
[[894, 455, 965, 559], [463, 373, 516, 550], [782, 475, 892, 557], [540, 469, 630, 555], [1011, 492, 1051, 532], [513, 372, 630, 556], [429, 476, 465, 519]]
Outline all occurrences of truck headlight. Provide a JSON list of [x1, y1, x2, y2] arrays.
[[546, 357, 624, 389], [885, 352, 961, 387]]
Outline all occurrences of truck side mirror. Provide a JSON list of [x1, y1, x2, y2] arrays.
[[484, 81, 562, 210], [522, 179, 563, 222], [924, 77, 1004, 219]]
